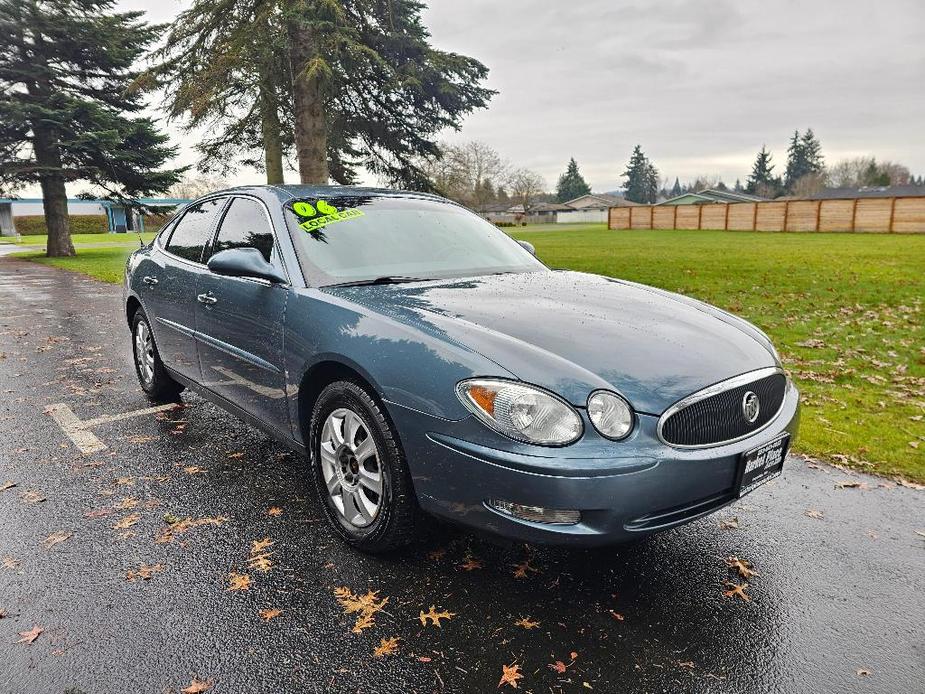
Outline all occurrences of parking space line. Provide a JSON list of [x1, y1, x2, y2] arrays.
[[45, 402, 180, 454]]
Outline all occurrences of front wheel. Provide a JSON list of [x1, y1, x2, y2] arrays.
[[131, 309, 184, 402], [310, 380, 418, 553]]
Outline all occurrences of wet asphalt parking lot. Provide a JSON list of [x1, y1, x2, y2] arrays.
[[0, 257, 923, 694]]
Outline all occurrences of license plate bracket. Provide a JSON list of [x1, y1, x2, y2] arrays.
[[736, 434, 790, 498]]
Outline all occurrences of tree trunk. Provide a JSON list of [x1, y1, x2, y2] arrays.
[[287, 21, 329, 185], [32, 125, 75, 257], [259, 80, 285, 185]]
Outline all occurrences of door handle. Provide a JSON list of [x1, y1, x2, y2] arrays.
[[197, 292, 218, 305], [142, 276, 158, 285]]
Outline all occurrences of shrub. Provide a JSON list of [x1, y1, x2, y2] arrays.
[[13, 215, 109, 235]]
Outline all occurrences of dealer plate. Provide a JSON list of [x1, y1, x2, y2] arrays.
[[737, 434, 789, 498]]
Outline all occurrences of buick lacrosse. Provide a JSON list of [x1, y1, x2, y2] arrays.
[[124, 186, 799, 552]]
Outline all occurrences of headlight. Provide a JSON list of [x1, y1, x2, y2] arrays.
[[587, 390, 634, 440], [456, 379, 582, 446]]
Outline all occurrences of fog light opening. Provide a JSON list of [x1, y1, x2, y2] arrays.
[[487, 499, 581, 525]]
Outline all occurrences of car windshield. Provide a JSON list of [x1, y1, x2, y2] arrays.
[[283, 194, 547, 286]]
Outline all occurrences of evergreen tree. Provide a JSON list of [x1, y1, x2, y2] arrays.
[[670, 177, 682, 197], [622, 145, 658, 204], [555, 158, 591, 202], [152, 0, 291, 184], [734, 178, 743, 192], [0, 0, 182, 257], [746, 146, 776, 195], [785, 128, 824, 191], [800, 128, 824, 174]]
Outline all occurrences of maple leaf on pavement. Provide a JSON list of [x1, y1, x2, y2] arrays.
[[334, 587, 389, 633], [259, 608, 282, 622], [126, 564, 165, 582], [719, 516, 739, 530], [115, 497, 138, 510], [227, 572, 252, 592], [17, 626, 43, 644], [267, 506, 283, 516], [722, 581, 751, 602], [548, 661, 567, 674], [41, 531, 73, 549], [514, 617, 539, 629], [498, 663, 524, 689], [2, 556, 20, 569], [181, 677, 214, 693], [20, 490, 46, 503], [805, 509, 824, 520], [247, 553, 274, 573], [725, 557, 758, 579], [373, 636, 400, 657], [419, 605, 455, 627], [458, 556, 484, 571], [113, 513, 141, 530], [512, 560, 539, 579], [251, 537, 274, 554]]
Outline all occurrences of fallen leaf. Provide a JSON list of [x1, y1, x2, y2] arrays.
[[16, 626, 43, 644], [458, 555, 484, 571], [548, 661, 567, 674], [427, 547, 447, 561], [0, 481, 16, 492], [155, 516, 228, 544], [909, 441, 919, 449], [228, 452, 245, 458], [41, 531, 73, 549], [856, 669, 871, 677], [897, 479, 925, 490], [498, 663, 524, 689], [514, 616, 539, 629], [678, 660, 695, 669], [725, 556, 758, 579], [247, 553, 273, 573], [126, 563, 164, 582], [259, 608, 282, 622], [722, 581, 751, 602], [113, 513, 141, 530], [417, 656, 432, 663], [609, 610, 625, 621], [226, 572, 252, 592], [835, 480, 865, 490], [181, 678, 213, 694], [184, 465, 206, 475], [719, 516, 740, 530], [19, 490, 46, 503], [419, 605, 455, 628], [512, 560, 539, 579], [267, 506, 283, 517], [251, 537, 274, 554], [84, 508, 113, 519], [334, 587, 389, 633], [115, 477, 135, 486], [373, 636, 400, 657], [2, 556, 20, 569], [805, 509, 824, 520], [115, 496, 138, 510]]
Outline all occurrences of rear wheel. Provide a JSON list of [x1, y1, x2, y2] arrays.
[[310, 380, 418, 552], [131, 309, 184, 402]]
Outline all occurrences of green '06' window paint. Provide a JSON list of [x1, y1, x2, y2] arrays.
[[290, 199, 365, 232]]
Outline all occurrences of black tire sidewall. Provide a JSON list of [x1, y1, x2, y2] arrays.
[[310, 381, 408, 550], [130, 308, 182, 401]]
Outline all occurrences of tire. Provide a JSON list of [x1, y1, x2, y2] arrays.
[[310, 380, 418, 553], [131, 308, 184, 402]]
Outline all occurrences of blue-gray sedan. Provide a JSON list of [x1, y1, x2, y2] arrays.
[[124, 185, 800, 552]]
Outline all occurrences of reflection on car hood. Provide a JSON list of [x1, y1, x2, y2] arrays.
[[324, 270, 778, 414]]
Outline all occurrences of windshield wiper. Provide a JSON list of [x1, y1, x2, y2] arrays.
[[326, 275, 433, 288]]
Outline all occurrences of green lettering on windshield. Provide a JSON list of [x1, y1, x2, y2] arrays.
[[290, 199, 364, 232]]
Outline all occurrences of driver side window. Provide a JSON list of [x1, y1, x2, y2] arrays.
[[208, 197, 279, 267]]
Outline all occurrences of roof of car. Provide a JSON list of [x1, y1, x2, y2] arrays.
[[216, 184, 447, 203]]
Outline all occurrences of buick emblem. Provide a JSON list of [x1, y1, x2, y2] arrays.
[[742, 391, 760, 423]]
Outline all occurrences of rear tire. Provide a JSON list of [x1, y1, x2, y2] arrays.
[[310, 380, 418, 553], [131, 308, 184, 402]]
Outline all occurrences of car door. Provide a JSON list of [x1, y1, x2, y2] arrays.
[[195, 196, 291, 433], [141, 197, 228, 382]]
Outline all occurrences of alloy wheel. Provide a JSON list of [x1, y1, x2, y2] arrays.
[[319, 407, 384, 528], [134, 320, 155, 386]]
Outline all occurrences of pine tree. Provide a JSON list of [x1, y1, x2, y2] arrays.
[[0, 0, 182, 256], [670, 177, 682, 197], [622, 145, 658, 204], [785, 128, 824, 192], [555, 158, 591, 202], [283, 0, 495, 187], [747, 146, 776, 195], [800, 128, 824, 174]]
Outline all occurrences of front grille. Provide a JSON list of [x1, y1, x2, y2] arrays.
[[659, 369, 787, 447]]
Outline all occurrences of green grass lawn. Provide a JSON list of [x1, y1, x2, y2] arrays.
[[511, 224, 925, 482], [0, 232, 156, 246], [11, 224, 924, 481]]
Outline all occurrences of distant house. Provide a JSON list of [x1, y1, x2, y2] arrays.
[[780, 184, 925, 201], [557, 193, 639, 223], [0, 197, 190, 236], [656, 189, 765, 206]]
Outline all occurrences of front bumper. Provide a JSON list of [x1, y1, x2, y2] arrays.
[[387, 381, 800, 547]]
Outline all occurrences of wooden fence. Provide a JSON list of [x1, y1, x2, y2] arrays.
[[608, 196, 925, 233]]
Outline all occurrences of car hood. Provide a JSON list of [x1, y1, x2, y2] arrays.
[[323, 270, 778, 415]]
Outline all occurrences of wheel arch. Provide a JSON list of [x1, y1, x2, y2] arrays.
[[126, 295, 142, 327]]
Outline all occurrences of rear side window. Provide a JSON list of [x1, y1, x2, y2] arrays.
[[165, 198, 225, 263], [208, 197, 277, 265]]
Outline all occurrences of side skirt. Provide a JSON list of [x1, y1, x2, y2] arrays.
[[166, 367, 307, 457]]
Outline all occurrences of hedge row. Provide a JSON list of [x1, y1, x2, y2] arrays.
[[13, 215, 109, 235]]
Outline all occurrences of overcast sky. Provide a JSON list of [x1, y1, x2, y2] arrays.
[[103, 0, 925, 193]]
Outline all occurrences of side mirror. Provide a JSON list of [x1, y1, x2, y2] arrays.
[[516, 239, 536, 256], [207, 248, 287, 284]]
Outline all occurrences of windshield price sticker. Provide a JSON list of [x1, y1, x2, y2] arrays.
[[291, 200, 364, 231]]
